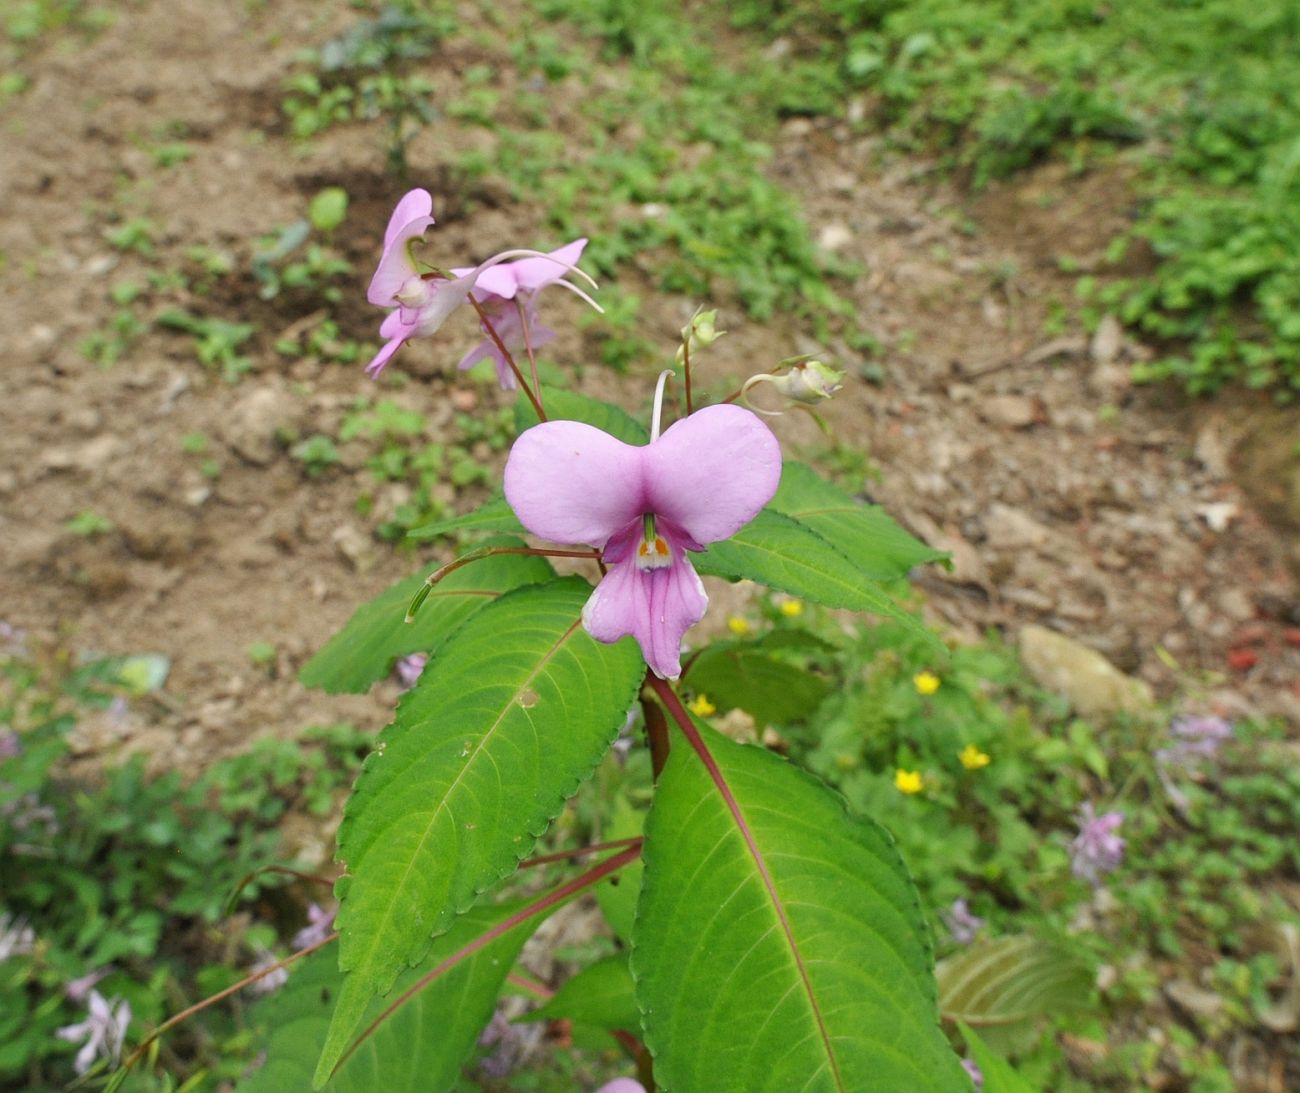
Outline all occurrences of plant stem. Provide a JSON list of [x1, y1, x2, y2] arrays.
[[407, 546, 601, 621], [642, 681, 671, 781], [682, 339, 694, 415], [332, 843, 643, 1080], [517, 836, 643, 869], [515, 297, 544, 415], [115, 932, 339, 1080], [470, 297, 546, 421]]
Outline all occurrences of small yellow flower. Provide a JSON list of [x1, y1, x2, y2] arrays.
[[687, 694, 717, 717], [779, 599, 804, 618], [913, 671, 941, 696], [726, 616, 751, 636], [959, 743, 991, 770], [894, 769, 924, 795]]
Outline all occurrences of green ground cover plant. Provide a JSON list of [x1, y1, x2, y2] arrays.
[[724, 0, 1300, 396]]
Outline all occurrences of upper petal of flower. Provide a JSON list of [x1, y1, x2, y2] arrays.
[[504, 421, 646, 547], [368, 191, 436, 306], [383, 188, 434, 249], [644, 404, 782, 546]]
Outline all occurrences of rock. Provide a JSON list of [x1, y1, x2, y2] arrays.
[[1090, 315, 1124, 365], [332, 525, 376, 573], [1164, 980, 1225, 1027], [1194, 423, 1232, 479], [985, 503, 1053, 550], [816, 223, 853, 253], [41, 434, 122, 473], [1019, 624, 1153, 717], [218, 386, 300, 466], [980, 394, 1040, 429]]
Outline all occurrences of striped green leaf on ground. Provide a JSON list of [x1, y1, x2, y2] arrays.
[[632, 720, 967, 1092], [938, 934, 1093, 1029], [315, 578, 644, 1085]]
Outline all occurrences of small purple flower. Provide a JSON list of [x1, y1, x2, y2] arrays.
[[595, 1082, 648, 1093], [961, 1056, 984, 1090], [365, 190, 596, 380], [56, 990, 131, 1075], [1070, 803, 1125, 885], [248, 951, 288, 995], [452, 238, 589, 390], [291, 902, 337, 951], [1163, 714, 1234, 766], [504, 384, 781, 679], [942, 898, 985, 945], [394, 653, 428, 691]]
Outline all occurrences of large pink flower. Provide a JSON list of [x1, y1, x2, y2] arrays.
[[452, 239, 588, 390], [504, 404, 781, 678]]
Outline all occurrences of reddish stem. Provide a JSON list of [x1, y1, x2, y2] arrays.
[[470, 296, 546, 421], [515, 297, 544, 413], [116, 932, 339, 1077], [517, 837, 643, 870], [330, 843, 643, 1080], [641, 680, 671, 782]]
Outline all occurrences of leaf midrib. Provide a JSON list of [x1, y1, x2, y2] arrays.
[[345, 613, 583, 983]]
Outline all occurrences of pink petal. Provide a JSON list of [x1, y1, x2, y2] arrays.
[[509, 238, 589, 293], [581, 552, 707, 679], [368, 206, 436, 306], [366, 312, 418, 377], [644, 404, 782, 545], [503, 421, 645, 547], [383, 189, 434, 250]]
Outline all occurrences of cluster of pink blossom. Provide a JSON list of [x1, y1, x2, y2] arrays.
[[367, 190, 783, 679], [1070, 802, 1126, 886]]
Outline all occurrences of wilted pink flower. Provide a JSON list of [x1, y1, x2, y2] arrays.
[[291, 902, 337, 951], [504, 390, 781, 679], [452, 238, 589, 390], [942, 898, 985, 944], [961, 1056, 984, 1089], [394, 652, 428, 691], [365, 190, 595, 379], [0, 913, 35, 960], [66, 967, 113, 1003], [1070, 803, 1125, 885], [57, 990, 131, 1075]]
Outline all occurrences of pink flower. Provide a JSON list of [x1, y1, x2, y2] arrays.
[[504, 394, 781, 679], [291, 902, 337, 951], [394, 652, 428, 691], [452, 238, 589, 390], [57, 990, 130, 1075], [594, 1082, 647, 1093], [1070, 802, 1125, 885], [365, 190, 595, 380]]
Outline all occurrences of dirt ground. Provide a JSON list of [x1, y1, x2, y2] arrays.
[[1, 0, 1296, 788]]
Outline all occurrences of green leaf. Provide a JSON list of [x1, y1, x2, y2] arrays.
[[938, 934, 1093, 1029], [633, 721, 967, 1091], [959, 1022, 1041, 1093], [317, 578, 644, 1085], [406, 495, 524, 540], [770, 461, 948, 579], [308, 187, 349, 233], [693, 510, 942, 651], [685, 642, 830, 723], [516, 388, 649, 444], [241, 900, 536, 1093], [522, 954, 641, 1033], [593, 795, 645, 944], [298, 537, 552, 693]]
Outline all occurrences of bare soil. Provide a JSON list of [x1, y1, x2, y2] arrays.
[[1, 0, 1296, 793]]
